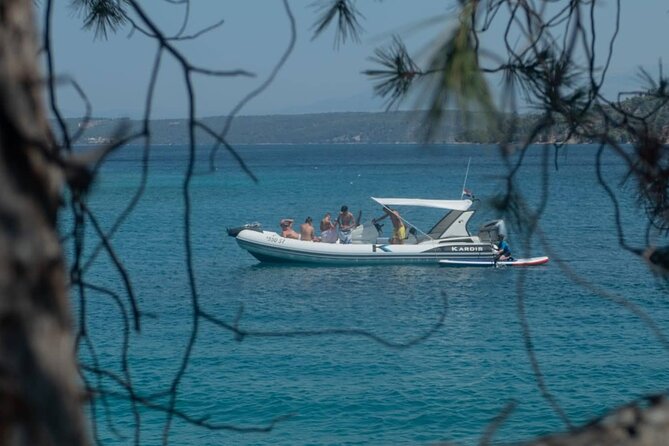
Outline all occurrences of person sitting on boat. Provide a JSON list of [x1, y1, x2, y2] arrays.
[[300, 216, 320, 242], [320, 212, 338, 243], [494, 234, 512, 261], [373, 207, 405, 244], [280, 218, 300, 239], [337, 205, 356, 244]]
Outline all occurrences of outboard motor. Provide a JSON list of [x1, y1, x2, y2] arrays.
[[477, 219, 507, 243]]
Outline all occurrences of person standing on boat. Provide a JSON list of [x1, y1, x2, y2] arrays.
[[373, 207, 405, 244], [300, 217, 320, 242], [320, 212, 338, 243], [337, 205, 356, 244], [494, 234, 512, 261]]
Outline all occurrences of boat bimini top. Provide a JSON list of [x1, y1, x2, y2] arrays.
[[370, 196, 476, 241], [370, 197, 473, 211]]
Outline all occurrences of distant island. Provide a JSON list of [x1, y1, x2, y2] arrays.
[[59, 95, 669, 146]]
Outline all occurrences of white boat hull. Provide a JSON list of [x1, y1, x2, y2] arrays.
[[235, 230, 496, 265]]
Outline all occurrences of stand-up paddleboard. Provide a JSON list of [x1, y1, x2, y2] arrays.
[[439, 256, 549, 267]]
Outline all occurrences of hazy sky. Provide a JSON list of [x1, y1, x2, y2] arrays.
[[45, 1, 669, 118]]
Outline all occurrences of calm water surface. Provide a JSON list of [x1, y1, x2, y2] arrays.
[[70, 144, 669, 445]]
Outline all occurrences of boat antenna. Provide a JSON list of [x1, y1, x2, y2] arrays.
[[460, 157, 471, 200]]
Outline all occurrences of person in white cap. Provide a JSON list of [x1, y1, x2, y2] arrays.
[[280, 219, 300, 239]]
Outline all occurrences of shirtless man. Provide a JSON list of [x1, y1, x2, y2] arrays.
[[336, 205, 356, 244], [300, 217, 320, 242], [280, 219, 300, 239], [373, 207, 405, 244]]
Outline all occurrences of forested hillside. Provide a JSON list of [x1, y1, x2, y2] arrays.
[[63, 111, 470, 145], [62, 95, 669, 145]]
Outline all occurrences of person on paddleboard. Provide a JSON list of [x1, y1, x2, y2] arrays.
[[494, 234, 512, 261]]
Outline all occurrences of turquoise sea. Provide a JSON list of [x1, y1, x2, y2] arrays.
[[71, 143, 669, 445]]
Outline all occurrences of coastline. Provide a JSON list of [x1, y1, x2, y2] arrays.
[[58, 108, 663, 147]]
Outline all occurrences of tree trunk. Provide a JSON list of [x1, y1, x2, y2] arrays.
[[0, 0, 88, 444]]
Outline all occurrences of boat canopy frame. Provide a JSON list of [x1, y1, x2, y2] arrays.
[[370, 197, 475, 241]]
